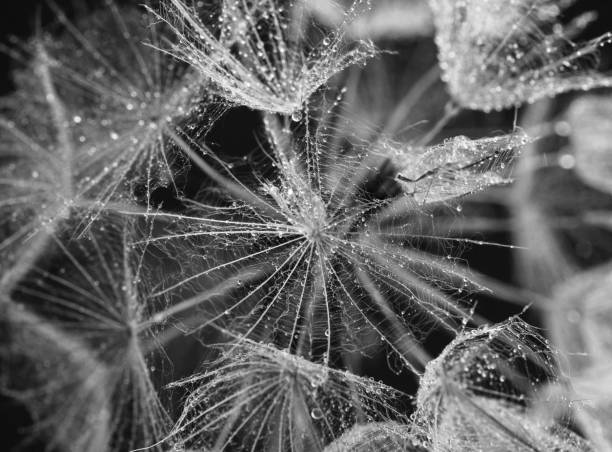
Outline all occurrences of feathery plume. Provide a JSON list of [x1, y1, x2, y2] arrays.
[[414, 318, 589, 451], [167, 340, 412, 451], [378, 131, 529, 204], [133, 115, 499, 374], [153, 0, 376, 118], [2, 219, 170, 451], [28, 2, 202, 204], [0, 2, 200, 292], [429, 0, 612, 111]]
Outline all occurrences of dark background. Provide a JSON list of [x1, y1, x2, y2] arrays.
[[2, 0, 612, 450]]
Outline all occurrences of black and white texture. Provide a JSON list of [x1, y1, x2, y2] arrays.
[[1, 1, 612, 451]]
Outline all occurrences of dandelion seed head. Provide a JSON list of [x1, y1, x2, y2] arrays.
[[262, 158, 328, 243], [150, 113, 492, 371]]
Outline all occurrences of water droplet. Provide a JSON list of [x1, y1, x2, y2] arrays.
[[558, 153, 575, 170], [291, 110, 303, 122], [310, 408, 324, 419]]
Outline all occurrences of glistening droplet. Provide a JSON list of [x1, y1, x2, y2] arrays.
[[310, 408, 324, 419], [291, 110, 303, 122]]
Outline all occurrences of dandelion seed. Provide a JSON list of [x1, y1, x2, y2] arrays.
[[0, 3, 196, 291], [429, 0, 612, 111], [37, 1, 205, 205], [3, 219, 170, 451], [153, 0, 376, 116], [414, 318, 589, 451], [167, 340, 411, 451], [378, 131, 530, 204], [135, 116, 491, 374]]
